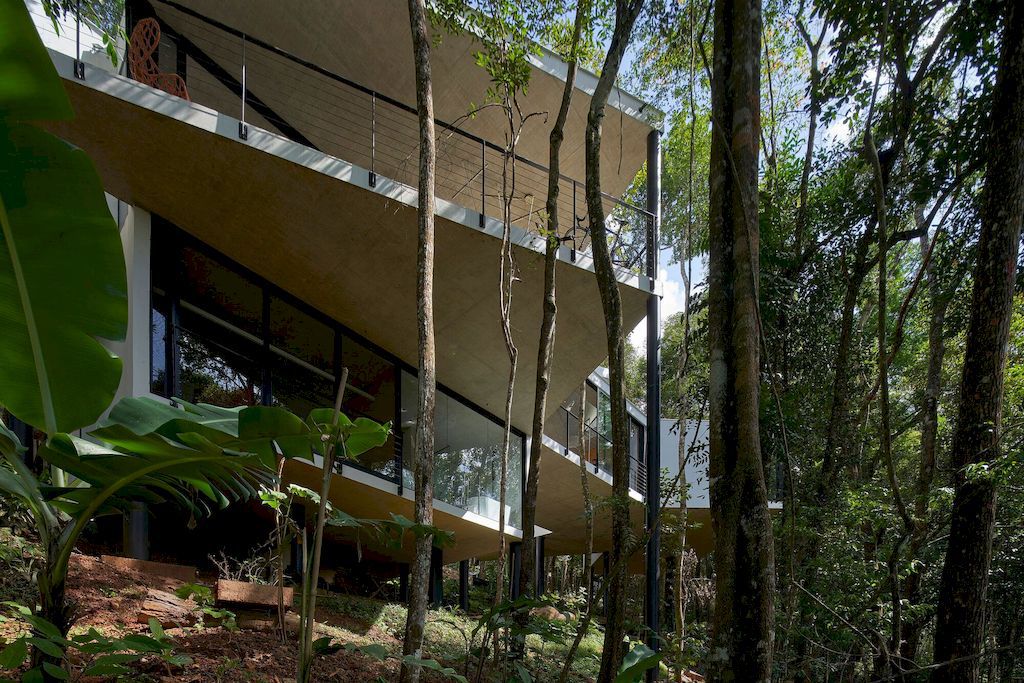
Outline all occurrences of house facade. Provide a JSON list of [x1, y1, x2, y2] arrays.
[[27, 0, 666, 612]]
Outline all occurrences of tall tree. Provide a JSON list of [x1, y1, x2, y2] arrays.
[[705, 0, 775, 679], [399, 0, 438, 680], [521, 0, 588, 601], [931, 2, 1024, 679], [583, 1, 645, 680]]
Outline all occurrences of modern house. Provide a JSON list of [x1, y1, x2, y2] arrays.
[[26, 0, 667, 614]]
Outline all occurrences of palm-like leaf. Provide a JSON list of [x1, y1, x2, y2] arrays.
[[94, 397, 391, 468]]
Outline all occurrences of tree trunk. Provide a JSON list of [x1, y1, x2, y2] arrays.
[[521, 0, 586, 602], [901, 226, 949, 667], [706, 0, 775, 680], [400, 2, 437, 680], [558, 384, 598, 683], [297, 369, 348, 683], [583, 2, 644, 680], [931, 3, 1024, 680]]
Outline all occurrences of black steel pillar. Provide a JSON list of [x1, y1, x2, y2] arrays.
[[534, 536, 546, 597], [509, 542, 522, 600], [644, 128, 663, 671], [122, 501, 150, 560], [429, 546, 443, 607], [602, 551, 610, 617], [399, 563, 410, 603], [459, 560, 470, 610]]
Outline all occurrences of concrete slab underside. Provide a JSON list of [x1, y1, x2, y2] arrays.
[[535, 445, 714, 572], [44, 72, 650, 433]]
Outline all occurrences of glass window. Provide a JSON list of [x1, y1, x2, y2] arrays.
[[151, 289, 170, 395], [401, 370, 522, 528], [271, 358, 334, 420], [629, 419, 644, 464]]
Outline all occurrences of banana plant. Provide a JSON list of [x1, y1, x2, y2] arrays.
[[0, 418, 272, 638], [91, 394, 392, 683], [0, 7, 275, 680]]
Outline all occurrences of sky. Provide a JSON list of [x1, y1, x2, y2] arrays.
[[628, 248, 707, 349]]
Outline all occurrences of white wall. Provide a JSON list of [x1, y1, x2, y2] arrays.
[[659, 418, 710, 509]]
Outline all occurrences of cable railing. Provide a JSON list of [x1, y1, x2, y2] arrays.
[[546, 406, 647, 496], [127, 0, 653, 276]]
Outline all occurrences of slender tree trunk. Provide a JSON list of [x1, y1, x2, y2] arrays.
[[400, 2, 437, 680], [559, 384, 597, 683], [931, 3, 1024, 680], [706, 0, 775, 679], [583, 2, 645, 680], [521, 0, 587, 602], [901, 226, 948, 667], [297, 370, 348, 683]]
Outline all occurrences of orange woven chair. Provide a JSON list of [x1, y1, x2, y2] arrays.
[[128, 18, 190, 101]]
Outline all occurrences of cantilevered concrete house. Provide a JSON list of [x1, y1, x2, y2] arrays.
[[27, 0, 668, 611]]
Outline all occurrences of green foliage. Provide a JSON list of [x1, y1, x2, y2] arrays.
[[0, 603, 190, 680], [0, 527, 41, 606], [614, 642, 661, 683], [40, 0, 125, 67], [173, 583, 237, 631], [0, 1, 127, 436]]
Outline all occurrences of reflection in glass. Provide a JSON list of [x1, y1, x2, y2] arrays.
[[177, 307, 263, 407], [179, 246, 263, 336], [151, 290, 169, 395], [401, 371, 523, 528], [271, 358, 334, 421]]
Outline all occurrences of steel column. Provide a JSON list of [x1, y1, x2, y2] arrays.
[[459, 560, 469, 611], [123, 502, 150, 560], [644, 129, 663, 671]]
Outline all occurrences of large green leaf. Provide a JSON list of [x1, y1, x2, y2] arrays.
[[0, 2, 72, 121], [0, 5, 127, 435], [0, 121, 127, 434], [39, 432, 271, 522], [614, 643, 662, 683]]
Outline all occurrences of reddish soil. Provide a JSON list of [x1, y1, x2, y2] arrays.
[[3, 554, 454, 682]]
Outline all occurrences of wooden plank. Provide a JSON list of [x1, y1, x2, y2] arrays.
[[101, 555, 197, 583], [216, 579, 294, 609]]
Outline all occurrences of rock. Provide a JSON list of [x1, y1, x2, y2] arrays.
[[237, 611, 300, 632], [136, 587, 197, 628], [529, 605, 567, 621]]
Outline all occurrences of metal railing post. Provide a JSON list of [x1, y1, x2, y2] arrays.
[[73, 0, 85, 79], [238, 33, 248, 140], [369, 93, 377, 187], [479, 140, 486, 228]]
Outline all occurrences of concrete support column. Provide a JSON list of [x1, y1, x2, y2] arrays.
[[534, 536, 546, 597], [644, 129, 663, 673], [459, 559, 469, 611], [122, 501, 149, 560]]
